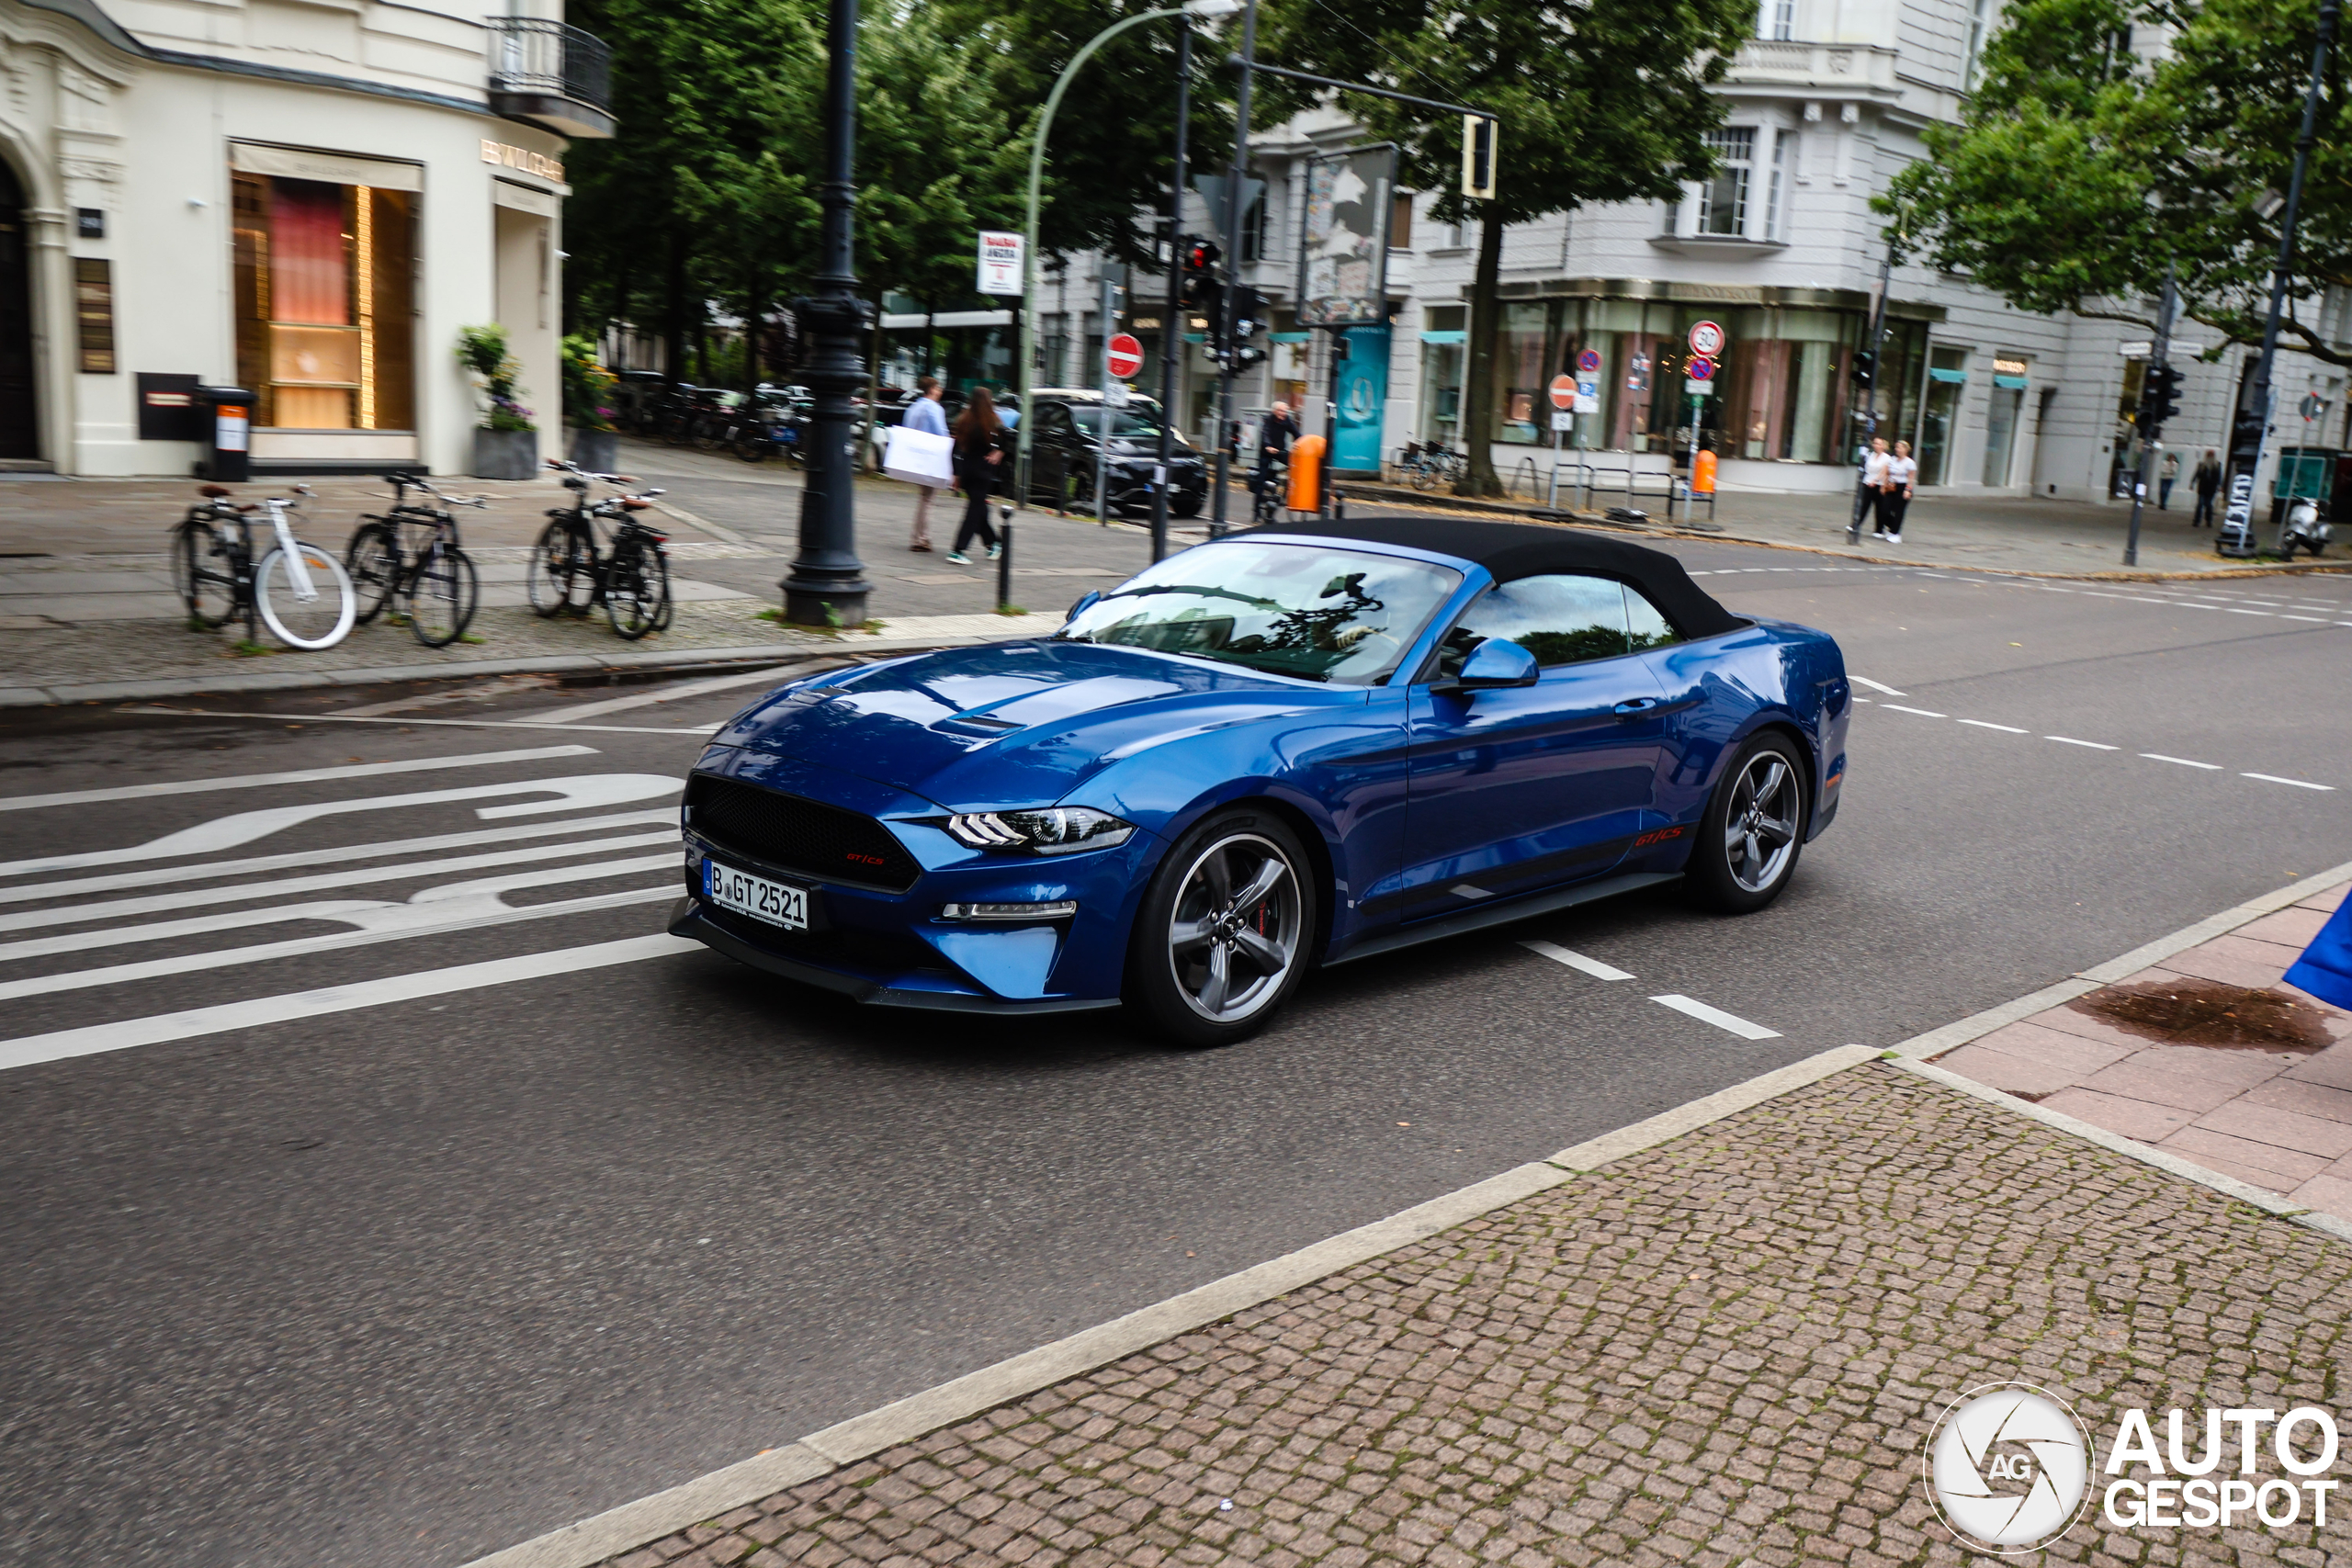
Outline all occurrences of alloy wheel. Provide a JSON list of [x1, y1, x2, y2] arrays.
[[1724, 751, 1800, 893], [1167, 832, 1303, 1023]]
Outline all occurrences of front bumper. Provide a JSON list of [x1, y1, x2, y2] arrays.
[[675, 760, 1159, 1011]]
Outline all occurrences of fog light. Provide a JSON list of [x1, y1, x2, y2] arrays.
[[939, 900, 1079, 921]]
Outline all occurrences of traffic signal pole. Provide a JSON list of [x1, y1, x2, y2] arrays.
[[1846, 243, 1894, 545], [1151, 20, 1193, 564], [2124, 266, 2179, 569], [2222, 0, 2341, 557], [1209, 0, 1260, 540]]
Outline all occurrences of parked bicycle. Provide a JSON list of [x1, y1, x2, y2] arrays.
[[1396, 442, 1468, 491], [526, 460, 674, 638], [345, 473, 486, 649], [171, 482, 356, 650]]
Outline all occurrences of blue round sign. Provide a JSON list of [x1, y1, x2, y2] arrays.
[[1687, 355, 1717, 382]]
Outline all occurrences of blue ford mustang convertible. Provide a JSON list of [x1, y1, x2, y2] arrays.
[[672, 518, 1850, 1045]]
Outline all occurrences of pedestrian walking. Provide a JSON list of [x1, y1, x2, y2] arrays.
[[1877, 439, 1917, 543], [2159, 449, 2180, 511], [1852, 436, 1891, 540], [944, 386, 1008, 566], [2191, 449, 2222, 527], [903, 377, 949, 552]]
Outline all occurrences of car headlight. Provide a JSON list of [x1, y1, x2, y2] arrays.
[[945, 807, 1135, 854]]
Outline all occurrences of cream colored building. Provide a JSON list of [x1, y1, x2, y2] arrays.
[[0, 0, 609, 476]]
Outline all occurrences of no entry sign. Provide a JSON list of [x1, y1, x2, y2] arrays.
[[1549, 374, 1575, 411], [1105, 333, 1145, 380], [1688, 321, 1724, 358]]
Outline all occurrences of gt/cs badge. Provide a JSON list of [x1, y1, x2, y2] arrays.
[[1634, 826, 1686, 848]]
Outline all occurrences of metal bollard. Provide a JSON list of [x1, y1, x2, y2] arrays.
[[996, 506, 1014, 612]]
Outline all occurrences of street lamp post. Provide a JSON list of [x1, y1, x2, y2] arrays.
[[2220, 0, 2341, 558], [779, 0, 874, 626], [1012, 0, 1240, 519]]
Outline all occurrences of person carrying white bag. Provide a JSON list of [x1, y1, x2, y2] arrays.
[[886, 378, 954, 551]]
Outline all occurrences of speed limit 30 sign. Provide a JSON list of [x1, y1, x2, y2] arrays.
[[1688, 320, 1725, 358]]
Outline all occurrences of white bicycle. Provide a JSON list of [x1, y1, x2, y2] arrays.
[[174, 482, 357, 650]]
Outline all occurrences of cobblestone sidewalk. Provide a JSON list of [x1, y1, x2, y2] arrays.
[[591, 1063, 2351, 1568]]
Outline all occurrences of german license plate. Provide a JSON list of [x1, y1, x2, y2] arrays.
[[705, 859, 808, 931]]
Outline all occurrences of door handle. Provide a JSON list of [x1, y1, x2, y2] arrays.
[[1612, 697, 1661, 716]]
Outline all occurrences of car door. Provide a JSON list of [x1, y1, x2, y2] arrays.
[[1396, 574, 1673, 920], [1026, 404, 1075, 501]]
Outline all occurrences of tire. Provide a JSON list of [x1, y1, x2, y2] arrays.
[[735, 434, 769, 462], [1408, 464, 1436, 491], [526, 520, 592, 617], [1128, 807, 1318, 1048], [253, 541, 356, 650], [174, 519, 240, 629], [1170, 494, 1204, 519], [404, 545, 479, 648], [1685, 732, 1810, 913], [605, 539, 670, 640], [345, 522, 401, 625]]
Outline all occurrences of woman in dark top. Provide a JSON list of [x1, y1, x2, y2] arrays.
[[945, 388, 1007, 564]]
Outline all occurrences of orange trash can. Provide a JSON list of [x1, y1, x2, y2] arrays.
[[1286, 434, 1325, 513], [1692, 447, 1718, 496]]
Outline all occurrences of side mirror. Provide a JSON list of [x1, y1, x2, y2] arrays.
[[1439, 639, 1539, 694], [1066, 589, 1102, 624]]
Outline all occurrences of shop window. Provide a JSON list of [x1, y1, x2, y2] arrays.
[[1698, 130, 1754, 236], [232, 174, 416, 431], [1917, 345, 1969, 484], [1983, 358, 2030, 485], [1419, 305, 1465, 446], [1495, 302, 1552, 445]]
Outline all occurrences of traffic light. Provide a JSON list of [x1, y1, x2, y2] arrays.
[[1228, 288, 1269, 372], [2139, 364, 2183, 435], [1180, 237, 1222, 309], [1461, 114, 1498, 200], [1849, 350, 1876, 389]]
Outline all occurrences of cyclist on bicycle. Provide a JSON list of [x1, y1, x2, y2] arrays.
[[1251, 401, 1300, 516]]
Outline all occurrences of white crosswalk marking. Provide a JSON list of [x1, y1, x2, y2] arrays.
[[0, 754, 695, 1074]]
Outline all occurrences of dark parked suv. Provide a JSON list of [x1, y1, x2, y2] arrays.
[[1023, 390, 1207, 518]]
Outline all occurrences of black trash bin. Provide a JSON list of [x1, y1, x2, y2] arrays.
[[196, 385, 255, 483]]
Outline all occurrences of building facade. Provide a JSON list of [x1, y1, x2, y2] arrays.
[[0, 0, 609, 477], [1041, 0, 2344, 506]]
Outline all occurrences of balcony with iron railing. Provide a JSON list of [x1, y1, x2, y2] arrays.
[[487, 17, 616, 140]]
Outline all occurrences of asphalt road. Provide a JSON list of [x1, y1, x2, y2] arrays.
[[3, 528, 2349, 1567]]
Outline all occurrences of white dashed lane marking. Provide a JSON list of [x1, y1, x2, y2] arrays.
[[1520, 940, 1634, 981], [1650, 994, 1783, 1040], [1855, 680, 2337, 791]]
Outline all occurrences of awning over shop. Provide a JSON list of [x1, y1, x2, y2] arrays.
[[1928, 367, 1968, 384], [1418, 330, 1466, 344], [1993, 373, 2030, 389], [1270, 332, 1311, 344]]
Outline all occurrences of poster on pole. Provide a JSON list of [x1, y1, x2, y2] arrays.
[[1298, 145, 1396, 327], [976, 231, 1024, 296]]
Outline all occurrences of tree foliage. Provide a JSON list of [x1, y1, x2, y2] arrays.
[[1886, 0, 2352, 363], [1258, 0, 1752, 492]]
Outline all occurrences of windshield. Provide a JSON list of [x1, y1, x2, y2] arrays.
[[1056, 543, 1462, 685], [1069, 406, 1183, 444]]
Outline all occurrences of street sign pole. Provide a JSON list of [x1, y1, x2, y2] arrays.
[[1152, 20, 1192, 565], [1545, 373, 1572, 509], [1211, 0, 1261, 540]]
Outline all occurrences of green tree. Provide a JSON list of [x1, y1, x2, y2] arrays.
[[1885, 0, 2352, 364], [1261, 0, 1751, 494]]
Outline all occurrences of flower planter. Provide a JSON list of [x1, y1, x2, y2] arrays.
[[471, 428, 539, 480], [569, 427, 620, 475]]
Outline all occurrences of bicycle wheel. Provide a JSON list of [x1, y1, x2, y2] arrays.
[[345, 522, 401, 625], [525, 520, 593, 617], [604, 538, 671, 639], [173, 519, 240, 628], [404, 544, 480, 649], [254, 541, 356, 649]]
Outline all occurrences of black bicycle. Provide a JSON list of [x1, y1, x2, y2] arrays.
[[171, 482, 357, 649], [525, 460, 674, 639], [345, 474, 486, 648], [1250, 454, 1289, 525]]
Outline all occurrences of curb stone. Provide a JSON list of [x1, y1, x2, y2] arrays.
[[458, 867, 2352, 1568]]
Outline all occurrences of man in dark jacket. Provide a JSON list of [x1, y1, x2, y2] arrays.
[[1253, 402, 1300, 511], [2191, 449, 2223, 527]]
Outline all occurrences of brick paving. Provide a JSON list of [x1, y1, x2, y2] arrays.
[[1941, 880, 2352, 1222], [591, 1065, 2352, 1568]]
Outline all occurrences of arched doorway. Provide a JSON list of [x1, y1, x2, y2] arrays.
[[0, 158, 38, 460]]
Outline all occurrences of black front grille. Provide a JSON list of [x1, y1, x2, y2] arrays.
[[687, 773, 921, 892]]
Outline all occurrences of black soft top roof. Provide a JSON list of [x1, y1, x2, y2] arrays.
[[1237, 516, 1743, 638]]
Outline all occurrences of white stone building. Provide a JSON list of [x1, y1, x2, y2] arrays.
[[0, 0, 608, 476], [1037, 0, 2346, 507]]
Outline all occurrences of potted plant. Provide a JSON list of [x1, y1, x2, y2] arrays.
[[561, 334, 621, 474], [457, 323, 538, 479]]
